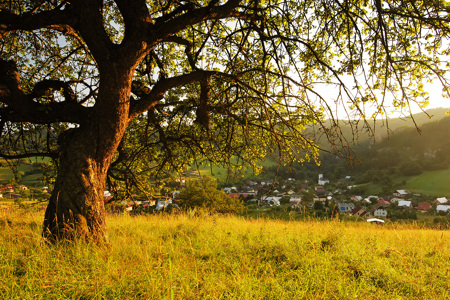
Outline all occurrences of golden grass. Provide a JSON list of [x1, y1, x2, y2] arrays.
[[0, 208, 449, 299]]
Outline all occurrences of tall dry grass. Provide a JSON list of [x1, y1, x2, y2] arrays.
[[0, 207, 449, 299]]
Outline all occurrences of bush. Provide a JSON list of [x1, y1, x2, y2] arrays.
[[178, 176, 246, 214]]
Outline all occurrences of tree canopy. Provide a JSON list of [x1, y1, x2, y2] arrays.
[[0, 0, 449, 241], [178, 176, 246, 214]]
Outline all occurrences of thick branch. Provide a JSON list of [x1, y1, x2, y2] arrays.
[[129, 70, 218, 118], [149, 0, 242, 45], [32, 80, 77, 103], [0, 7, 76, 37], [0, 59, 88, 124]]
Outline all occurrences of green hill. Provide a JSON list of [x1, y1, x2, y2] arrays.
[[404, 169, 450, 196]]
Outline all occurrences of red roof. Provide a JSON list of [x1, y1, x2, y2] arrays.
[[378, 199, 390, 205], [416, 202, 431, 211]]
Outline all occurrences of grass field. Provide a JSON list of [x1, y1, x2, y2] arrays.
[[361, 168, 450, 197], [1, 208, 449, 299], [404, 168, 450, 196], [0, 159, 44, 186], [193, 157, 278, 183]]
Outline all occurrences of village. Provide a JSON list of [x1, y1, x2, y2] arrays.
[[2, 172, 450, 223], [218, 173, 450, 221]]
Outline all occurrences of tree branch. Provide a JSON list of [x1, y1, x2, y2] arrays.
[[0, 59, 89, 124], [129, 70, 218, 118]]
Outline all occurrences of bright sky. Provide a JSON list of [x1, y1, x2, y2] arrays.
[[323, 79, 450, 120]]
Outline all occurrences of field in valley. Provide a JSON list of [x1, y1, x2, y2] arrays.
[[0, 208, 449, 299], [404, 168, 450, 196]]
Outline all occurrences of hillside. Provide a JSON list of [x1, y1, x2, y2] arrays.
[[331, 107, 450, 145]]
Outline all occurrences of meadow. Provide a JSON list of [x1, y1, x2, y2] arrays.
[[404, 168, 450, 196], [0, 207, 449, 299]]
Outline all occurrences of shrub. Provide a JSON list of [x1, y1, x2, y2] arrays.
[[178, 176, 246, 214]]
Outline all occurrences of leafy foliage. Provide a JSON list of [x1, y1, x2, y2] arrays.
[[178, 176, 245, 214], [1, 1, 450, 239]]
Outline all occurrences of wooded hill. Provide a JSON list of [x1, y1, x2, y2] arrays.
[[261, 108, 450, 194]]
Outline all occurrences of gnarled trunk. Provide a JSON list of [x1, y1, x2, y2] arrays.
[[43, 128, 110, 242], [43, 69, 131, 243]]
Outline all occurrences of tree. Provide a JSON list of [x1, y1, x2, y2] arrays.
[[1, 1, 449, 242], [177, 176, 245, 214]]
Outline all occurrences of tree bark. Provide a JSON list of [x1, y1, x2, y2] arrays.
[[43, 65, 132, 243], [43, 128, 109, 242]]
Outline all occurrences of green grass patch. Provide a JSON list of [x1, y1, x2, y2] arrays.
[[193, 157, 278, 182], [0, 159, 44, 186], [1, 209, 449, 299], [404, 168, 450, 196]]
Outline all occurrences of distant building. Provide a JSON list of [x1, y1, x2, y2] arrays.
[[338, 202, 355, 213], [393, 190, 409, 198], [416, 202, 432, 211], [377, 199, 390, 207], [436, 205, 450, 213], [373, 209, 388, 217], [318, 174, 330, 185], [351, 206, 368, 217], [434, 197, 448, 205], [289, 195, 302, 205], [398, 200, 412, 209], [351, 195, 363, 202]]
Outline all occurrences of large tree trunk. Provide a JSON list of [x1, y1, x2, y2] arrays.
[[43, 68, 132, 243], [43, 128, 110, 242]]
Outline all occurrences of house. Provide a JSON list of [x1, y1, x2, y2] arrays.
[[393, 190, 409, 198], [416, 202, 432, 212], [390, 197, 404, 203], [313, 197, 327, 202], [289, 194, 302, 205], [377, 199, 390, 207], [223, 187, 232, 193], [338, 202, 355, 213], [155, 198, 174, 210], [350, 206, 368, 217], [318, 174, 330, 185], [370, 203, 387, 218], [351, 195, 363, 202], [398, 200, 412, 209], [373, 209, 388, 217], [261, 196, 281, 206], [436, 205, 450, 213], [434, 197, 448, 205]]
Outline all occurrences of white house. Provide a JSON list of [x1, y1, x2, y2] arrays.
[[398, 200, 412, 209], [436, 205, 450, 213], [318, 174, 330, 185], [435, 197, 448, 205], [373, 209, 388, 217], [338, 203, 355, 213], [394, 190, 409, 198], [261, 196, 281, 206], [289, 194, 302, 204]]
